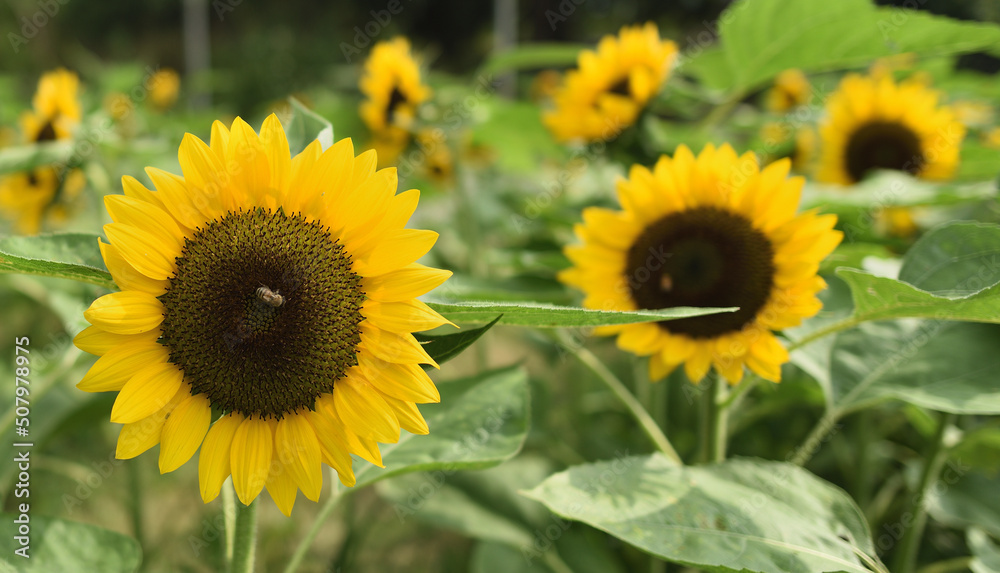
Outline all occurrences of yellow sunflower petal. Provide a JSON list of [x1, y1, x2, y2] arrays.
[[104, 223, 179, 281], [84, 291, 165, 335], [199, 412, 244, 503], [362, 299, 453, 333], [159, 393, 211, 473], [73, 325, 158, 357], [380, 394, 429, 435], [264, 465, 299, 517], [110, 362, 184, 424], [361, 264, 452, 302], [116, 387, 187, 459], [359, 353, 440, 403], [78, 339, 168, 392], [357, 229, 438, 276], [304, 410, 356, 487], [98, 239, 170, 296], [104, 194, 184, 248], [335, 375, 400, 443], [230, 417, 274, 505], [274, 413, 324, 502]]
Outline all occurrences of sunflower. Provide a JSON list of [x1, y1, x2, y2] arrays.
[[817, 73, 965, 185], [764, 69, 810, 112], [74, 115, 453, 516], [360, 37, 431, 166], [0, 69, 84, 234], [148, 68, 180, 112], [560, 144, 842, 384], [543, 23, 678, 144]]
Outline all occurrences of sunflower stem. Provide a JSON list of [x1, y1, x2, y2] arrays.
[[128, 461, 145, 552], [229, 498, 258, 573], [222, 478, 237, 563], [698, 374, 727, 463], [283, 473, 344, 573], [892, 411, 955, 573], [556, 330, 682, 465]]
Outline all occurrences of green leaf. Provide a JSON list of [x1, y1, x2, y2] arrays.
[[0, 233, 115, 289], [802, 173, 995, 212], [522, 455, 879, 573], [898, 221, 1000, 296], [479, 43, 590, 75], [828, 320, 1000, 415], [836, 268, 1000, 325], [926, 471, 1000, 538], [283, 96, 334, 156], [0, 515, 141, 573], [471, 542, 553, 573], [470, 101, 565, 173], [426, 300, 736, 328], [353, 366, 529, 488], [969, 528, 1000, 573], [709, 0, 1000, 94], [0, 141, 76, 176], [416, 315, 501, 365]]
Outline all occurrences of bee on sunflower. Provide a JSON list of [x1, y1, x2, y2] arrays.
[[543, 23, 678, 144], [817, 73, 965, 185], [359, 37, 432, 167], [74, 115, 453, 516], [0, 68, 86, 234], [560, 144, 842, 384]]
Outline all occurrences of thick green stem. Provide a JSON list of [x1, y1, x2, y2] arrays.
[[229, 499, 258, 573], [283, 474, 344, 573], [556, 331, 682, 465], [790, 410, 838, 466], [892, 412, 955, 573], [222, 479, 236, 563], [915, 557, 974, 573], [698, 375, 727, 463], [128, 462, 144, 550]]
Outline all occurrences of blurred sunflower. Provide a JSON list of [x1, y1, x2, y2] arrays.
[[764, 69, 810, 112], [560, 144, 841, 384], [543, 23, 678, 143], [415, 129, 453, 186], [360, 37, 431, 166], [148, 68, 180, 112], [74, 115, 452, 516], [817, 73, 965, 185], [0, 68, 84, 234]]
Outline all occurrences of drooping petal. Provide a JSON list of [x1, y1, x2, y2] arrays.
[[230, 417, 274, 505], [199, 412, 244, 503], [159, 393, 212, 473]]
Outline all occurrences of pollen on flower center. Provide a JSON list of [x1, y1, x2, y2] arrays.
[[158, 207, 366, 419], [625, 207, 775, 339]]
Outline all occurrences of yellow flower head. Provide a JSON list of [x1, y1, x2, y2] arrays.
[[543, 23, 678, 143], [148, 68, 181, 112], [817, 73, 965, 185], [74, 115, 453, 516], [415, 129, 453, 186], [360, 37, 431, 140], [30, 68, 81, 138], [765, 69, 811, 112], [560, 144, 842, 384]]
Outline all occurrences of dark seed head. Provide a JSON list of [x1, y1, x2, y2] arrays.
[[158, 207, 365, 419], [625, 207, 776, 339], [844, 120, 924, 183]]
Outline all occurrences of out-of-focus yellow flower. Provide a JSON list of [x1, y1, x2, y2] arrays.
[[880, 207, 919, 239], [359, 37, 431, 157], [148, 68, 180, 112], [415, 129, 453, 186], [869, 53, 917, 79], [543, 23, 678, 143], [982, 127, 1000, 149], [104, 92, 134, 122], [765, 69, 810, 112], [818, 73, 964, 185]]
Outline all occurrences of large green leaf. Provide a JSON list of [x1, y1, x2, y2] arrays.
[[802, 173, 995, 211], [426, 300, 735, 328], [522, 455, 880, 573], [0, 234, 115, 289], [828, 320, 1000, 415], [702, 0, 1000, 95], [926, 471, 1000, 538], [835, 268, 1000, 325], [283, 97, 333, 156], [0, 515, 141, 573], [0, 141, 75, 176], [353, 366, 529, 487], [898, 221, 1000, 297]]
